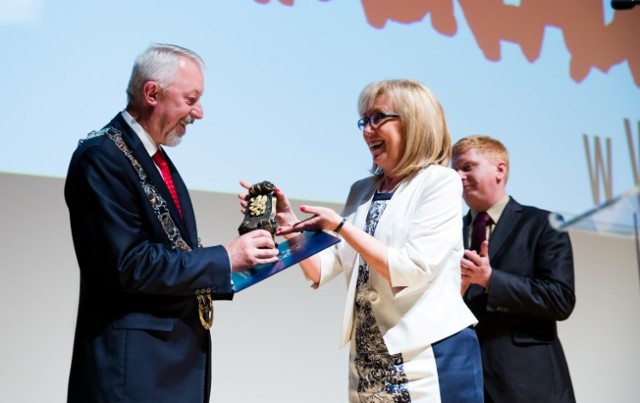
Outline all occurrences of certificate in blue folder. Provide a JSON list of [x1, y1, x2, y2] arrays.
[[231, 230, 341, 292]]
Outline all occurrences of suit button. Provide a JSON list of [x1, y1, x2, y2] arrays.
[[368, 290, 379, 303]]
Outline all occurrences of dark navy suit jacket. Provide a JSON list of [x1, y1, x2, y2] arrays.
[[65, 114, 234, 402], [463, 197, 576, 403]]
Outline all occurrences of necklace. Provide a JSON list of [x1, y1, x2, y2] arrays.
[[378, 177, 404, 193]]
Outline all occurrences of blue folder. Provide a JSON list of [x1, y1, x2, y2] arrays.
[[231, 230, 341, 292]]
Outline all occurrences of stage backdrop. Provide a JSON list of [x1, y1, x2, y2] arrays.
[[1, 0, 639, 214], [1, 1, 639, 402]]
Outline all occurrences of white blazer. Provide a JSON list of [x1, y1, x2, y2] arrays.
[[318, 165, 477, 354]]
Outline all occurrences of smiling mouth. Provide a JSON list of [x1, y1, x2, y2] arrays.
[[180, 116, 194, 128], [369, 140, 384, 151]]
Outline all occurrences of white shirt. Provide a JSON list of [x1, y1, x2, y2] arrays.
[[121, 110, 158, 157]]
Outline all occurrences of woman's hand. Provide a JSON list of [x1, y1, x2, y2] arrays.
[[273, 187, 299, 227], [237, 180, 253, 214], [276, 205, 342, 236]]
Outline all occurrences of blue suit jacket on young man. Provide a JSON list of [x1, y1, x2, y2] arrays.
[[64, 113, 234, 403], [463, 197, 577, 403]]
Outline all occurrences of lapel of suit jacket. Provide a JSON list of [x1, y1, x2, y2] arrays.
[[109, 115, 196, 247], [488, 197, 523, 260]]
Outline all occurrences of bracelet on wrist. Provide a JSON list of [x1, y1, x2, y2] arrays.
[[333, 217, 346, 234]]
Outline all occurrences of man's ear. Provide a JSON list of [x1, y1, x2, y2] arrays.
[[143, 81, 161, 106], [496, 161, 507, 183]]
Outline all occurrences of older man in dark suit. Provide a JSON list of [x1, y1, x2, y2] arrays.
[[451, 135, 576, 403], [64, 43, 279, 403]]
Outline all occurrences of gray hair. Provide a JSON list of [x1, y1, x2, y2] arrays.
[[126, 43, 205, 108]]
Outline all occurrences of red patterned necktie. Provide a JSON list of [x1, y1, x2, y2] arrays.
[[152, 150, 183, 218], [471, 212, 491, 253]]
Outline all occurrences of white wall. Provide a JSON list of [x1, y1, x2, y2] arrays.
[[1, 172, 639, 402], [560, 230, 640, 402]]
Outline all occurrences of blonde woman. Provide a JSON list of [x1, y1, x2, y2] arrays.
[[267, 79, 483, 402]]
